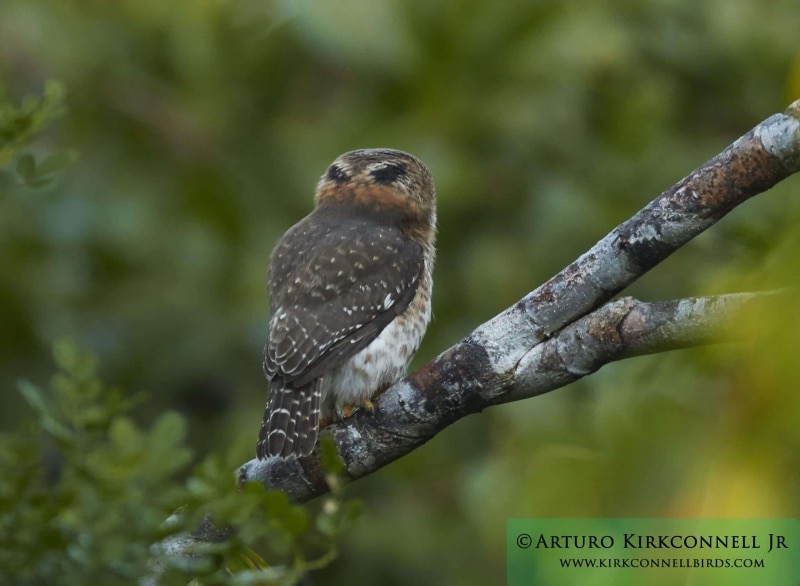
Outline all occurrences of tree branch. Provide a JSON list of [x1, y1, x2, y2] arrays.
[[506, 291, 779, 404], [239, 100, 800, 503]]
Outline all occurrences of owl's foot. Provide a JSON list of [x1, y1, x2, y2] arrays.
[[339, 398, 376, 419]]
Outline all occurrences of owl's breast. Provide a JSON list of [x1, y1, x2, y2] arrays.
[[320, 261, 433, 412]]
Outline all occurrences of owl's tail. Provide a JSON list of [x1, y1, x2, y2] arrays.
[[257, 378, 321, 459]]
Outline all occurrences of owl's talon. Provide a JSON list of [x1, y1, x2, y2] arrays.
[[338, 399, 375, 419]]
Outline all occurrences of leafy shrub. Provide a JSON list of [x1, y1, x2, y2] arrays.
[[0, 339, 359, 586]]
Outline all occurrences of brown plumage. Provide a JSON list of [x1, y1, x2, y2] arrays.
[[257, 148, 437, 459]]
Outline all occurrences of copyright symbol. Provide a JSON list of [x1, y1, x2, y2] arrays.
[[517, 533, 532, 549]]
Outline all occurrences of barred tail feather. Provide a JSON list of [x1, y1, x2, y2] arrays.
[[295, 380, 320, 456], [257, 378, 321, 459]]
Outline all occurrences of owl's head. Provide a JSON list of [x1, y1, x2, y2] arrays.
[[314, 148, 436, 231]]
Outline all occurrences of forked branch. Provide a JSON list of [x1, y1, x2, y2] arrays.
[[239, 100, 800, 504]]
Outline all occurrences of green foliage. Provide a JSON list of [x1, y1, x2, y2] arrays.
[[0, 80, 77, 190], [0, 341, 357, 586], [0, 80, 65, 161]]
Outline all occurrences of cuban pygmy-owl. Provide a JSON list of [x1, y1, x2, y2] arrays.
[[257, 148, 437, 459]]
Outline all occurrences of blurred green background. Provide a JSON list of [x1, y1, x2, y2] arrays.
[[2, 0, 800, 584]]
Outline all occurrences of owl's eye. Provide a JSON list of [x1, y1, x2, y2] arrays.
[[370, 163, 406, 185], [325, 164, 349, 183]]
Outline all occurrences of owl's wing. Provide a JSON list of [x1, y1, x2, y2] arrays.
[[264, 212, 424, 388]]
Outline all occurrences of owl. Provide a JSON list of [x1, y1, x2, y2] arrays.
[[257, 148, 437, 459]]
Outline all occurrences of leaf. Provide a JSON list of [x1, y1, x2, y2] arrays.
[[109, 417, 142, 452], [149, 411, 188, 450], [37, 149, 79, 176], [17, 379, 74, 442], [0, 80, 67, 168], [315, 511, 336, 537], [318, 436, 344, 475], [281, 506, 308, 537], [261, 489, 291, 516], [242, 548, 270, 570], [146, 411, 193, 476], [53, 338, 80, 373], [42, 80, 66, 111], [80, 405, 111, 429], [27, 177, 56, 190], [17, 379, 49, 416]]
